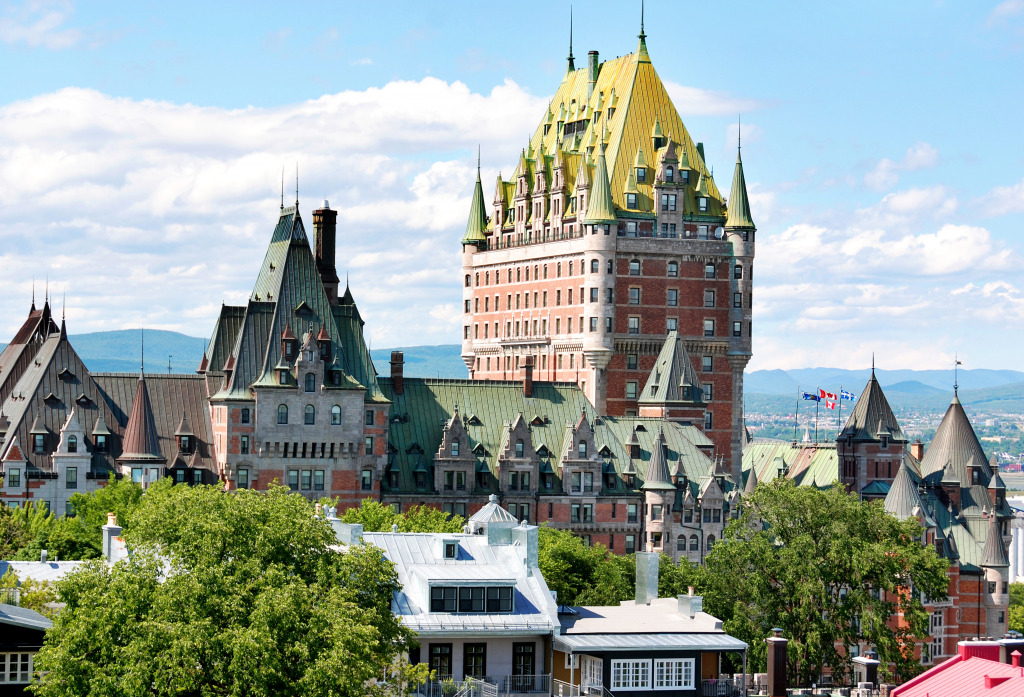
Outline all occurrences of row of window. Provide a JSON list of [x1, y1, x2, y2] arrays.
[[467, 259, 746, 289], [469, 315, 749, 341], [3, 466, 79, 489], [29, 433, 108, 455], [426, 642, 535, 682], [468, 259, 586, 288], [0, 652, 34, 685], [275, 405, 375, 427], [429, 585, 514, 613], [611, 658, 695, 690]]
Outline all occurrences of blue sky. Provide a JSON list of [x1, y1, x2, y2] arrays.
[[1, 0, 1022, 370]]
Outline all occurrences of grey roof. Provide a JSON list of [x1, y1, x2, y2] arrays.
[[469, 495, 521, 526], [981, 515, 1010, 568], [118, 376, 163, 461], [0, 601, 52, 631], [884, 461, 932, 524], [642, 430, 676, 491], [359, 530, 558, 637], [638, 331, 704, 407], [0, 560, 87, 585], [921, 396, 990, 487], [554, 632, 748, 653], [743, 459, 758, 494], [840, 372, 906, 443]]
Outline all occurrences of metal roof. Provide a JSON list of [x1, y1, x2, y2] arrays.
[[0, 601, 52, 632], [840, 372, 907, 443], [725, 150, 755, 229], [891, 653, 1024, 697], [0, 560, 86, 585], [554, 633, 747, 653], [638, 331, 704, 408], [920, 396, 990, 487]]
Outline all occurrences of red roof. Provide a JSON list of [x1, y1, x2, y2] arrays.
[[892, 645, 1024, 697]]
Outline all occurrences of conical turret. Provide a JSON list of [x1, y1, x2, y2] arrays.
[[463, 155, 488, 246], [119, 375, 163, 462], [583, 144, 616, 225], [725, 147, 755, 230]]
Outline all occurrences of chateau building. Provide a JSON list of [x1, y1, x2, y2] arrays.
[[742, 372, 1013, 666], [0, 197, 741, 560], [459, 26, 755, 484]]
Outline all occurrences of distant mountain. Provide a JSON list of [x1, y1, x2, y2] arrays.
[[369, 345, 467, 380], [0, 329, 208, 374], [746, 367, 1024, 396], [884, 380, 946, 396]]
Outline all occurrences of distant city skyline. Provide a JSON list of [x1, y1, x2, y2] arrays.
[[1, 0, 1022, 370]]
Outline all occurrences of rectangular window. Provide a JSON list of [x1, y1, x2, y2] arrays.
[[704, 384, 713, 401], [429, 644, 453, 680], [287, 470, 299, 491], [667, 289, 678, 307], [625, 381, 638, 399], [702, 355, 713, 372], [705, 263, 716, 279], [589, 288, 598, 302], [65, 466, 77, 489], [654, 659, 695, 689], [301, 470, 312, 490], [666, 318, 677, 331], [33, 434, 45, 454], [0, 652, 34, 684], [628, 317, 640, 334], [734, 264, 743, 279], [361, 469, 372, 490], [611, 659, 651, 690], [627, 503, 638, 523], [629, 260, 641, 275], [625, 534, 636, 554], [734, 292, 742, 308], [589, 317, 598, 332], [571, 503, 581, 522], [456, 471, 466, 491], [464, 643, 487, 679], [458, 586, 485, 613], [364, 436, 373, 454], [240, 435, 250, 454], [704, 319, 715, 337], [628, 287, 640, 305], [626, 354, 638, 370], [733, 321, 742, 337], [365, 410, 374, 426], [132, 468, 143, 484], [704, 289, 715, 307], [237, 468, 249, 489]]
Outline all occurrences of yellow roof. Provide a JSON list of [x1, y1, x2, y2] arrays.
[[510, 45, 723, 216]]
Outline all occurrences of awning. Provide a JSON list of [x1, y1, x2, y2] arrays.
[[554, 633, 748, 654]]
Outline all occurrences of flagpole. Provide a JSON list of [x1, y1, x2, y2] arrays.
[[814, 389, 820, 444], [838, 385, 844, 438], [793, 385, 801, 443]]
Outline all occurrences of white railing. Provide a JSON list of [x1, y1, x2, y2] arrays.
[[498, 674, 550, 695]]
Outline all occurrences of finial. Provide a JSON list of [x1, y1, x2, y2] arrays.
[[140, 325, 145, 376], [31, 278, 35, 309], [45, 274, 48, 304], [295, 162, 299, 207], [567, 5, 575, 71], [954, 354, 962, 396], [639, 0, 646, 40], [738, 114, 742, 151], [62, 289, 66, 321], [280, 167, 284, 209], [477, 144, 481, 175]]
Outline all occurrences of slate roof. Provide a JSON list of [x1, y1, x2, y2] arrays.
[[638, 331, 704, 407], [0, 601, 52, 632], [118, 376, 163, 462], [742, 441, 844, 489], [840, 372, 906, 443], [921, 395, 991, 487], [0, 302, 57, 406]]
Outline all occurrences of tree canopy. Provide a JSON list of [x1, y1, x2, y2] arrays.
[[702, 479, 949, 685], [339, 498, 466, 533], [32, 480, 421, 697]]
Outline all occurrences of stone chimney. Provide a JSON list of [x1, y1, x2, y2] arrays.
[[523, 355, 534, 398], [587, 51, 599, 100], [313, 201, 340, 304], [910, 439, 924, 461], [102, 512, 122, 564], [390, 351, 405, 396], [766, 628, 788, 697], [635, 549, 659, 605]]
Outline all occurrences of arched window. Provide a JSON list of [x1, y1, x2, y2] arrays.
[[331, 405, 341, 425], [689, 535, 698, 551], [667, 261, 678, 277], [304, 405, 315, 425], [590, 259, 599, 273], [707, 535, 715, 551], [67, 435, 77, 453], [515, 440, 525, 458], [578, 441, 587, 458], [277, 404, 288, 424], [305, 373, 316, 392], [666, 165, 674, 182]]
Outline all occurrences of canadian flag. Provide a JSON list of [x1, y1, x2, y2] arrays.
[[825, 400, 836, 410], [819, 388, 838, 400]]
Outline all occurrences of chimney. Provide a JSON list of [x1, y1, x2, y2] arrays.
[[910, 439, 925, 461], [313, 201, 340, 304], [677, 586, 703, 619], [766, 629, 788, 697], [523, 355, 534, 398], [40, 549, 47, 563], [102, 512, 122, 564], [390, 351, 405, 395], [587, 51, 599, 100], [635, 549, 659, 605], [1012, 650, 1021, 667]]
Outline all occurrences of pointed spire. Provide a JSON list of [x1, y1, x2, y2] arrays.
[[119, 372, 163, 462], [31, 279, 36, 312], [280, 166, 284, 210], [744, 462, 759, 494], [725, 121, 755, 230], [981, 513, 1010, 568], [566, 5, 575, 73], [463, 148, 488, 246], [636, 0, 649, 62], [583, 144, 617, 224], [295, 162, 299, 207], [642, 429, 675, 491]]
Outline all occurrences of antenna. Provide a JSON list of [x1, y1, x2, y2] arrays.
[[31, 278, 35, 308], [140, 326, 145, 376], [168, 355, 173, 374], [295, 162, 299, 207], [954, 354, 962, 396], [639, 0, 645, 40], [567, 5, 575, 70], [280, 167, 284, 209], [738, 114, 742, 151]]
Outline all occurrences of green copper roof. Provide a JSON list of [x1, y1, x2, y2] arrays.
[[583, 144, 617, 224], [638, 331, 704, 406], [463, 163, 488, 245], [725, 149, 755, 230]]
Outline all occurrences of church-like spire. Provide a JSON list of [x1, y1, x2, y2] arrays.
[[462, 147, 488, 246], [583, 144, 616, 225], [636, 0, 650, 62], [119, 373, 163, 462], [566, 6, 575, 73], [725, 120, 755, 230]]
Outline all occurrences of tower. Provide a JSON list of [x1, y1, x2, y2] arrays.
[[459, 24, 753, 482]]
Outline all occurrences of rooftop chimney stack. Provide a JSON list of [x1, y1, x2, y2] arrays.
[[587, 51, 599, 100], [313, 201, 340, 304], [767, 628, 788, 697], [910, 439, 925, 461], [390, 351, 405, 396], [523, 355, 534, 398], [635, 549, 659, 605], [102, 512, 122, 564]]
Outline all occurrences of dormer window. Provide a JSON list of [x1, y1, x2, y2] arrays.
[[178, 435, 191, 453], [698, 197, 708, 212], [578, 441, 587, 458], [33, 434, 45, 453], [95, 434, 107, 452], [665, 166, 674, 182], [515, 440, 525, 458], [443, 541, 458, 559], [284, 341, 294, 358], [305, 373, 316, 392], [636, 167, 646, 183], [681, 170, 690, 184], [626, 193, 637, 209], [451, 441, 459, 457], [67, 435, 78, 453], [429, 585, 514, 613]]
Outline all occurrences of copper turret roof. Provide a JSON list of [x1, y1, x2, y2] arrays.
[[641, 430, 675, 491], [921, 395, 989, 487], [725, 148, 755, 230], [980, 514, 1009, 568], [840, 371, 906, 443]]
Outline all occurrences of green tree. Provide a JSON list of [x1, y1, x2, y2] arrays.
[[0, 503, 29, 558], [339, 498, 465, 533], [704, 479, 949, 686], [0, 569, 58, 618], [32, 481, 420, 697], [1010, 604, 1024, 635]]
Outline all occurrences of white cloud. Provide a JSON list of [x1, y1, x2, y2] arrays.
[[988, 0, 1024, 25], [0, 79, 547, 347], [864, 142, 939, 191], [977, 177, 1024, 216], [662, 81, 762, 117], [0, 0, 81, 49]]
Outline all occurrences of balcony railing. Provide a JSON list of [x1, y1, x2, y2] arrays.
[[418, 675, 548, 697]]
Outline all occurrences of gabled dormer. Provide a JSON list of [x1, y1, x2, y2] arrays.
[[175, 412, 195, 455], [281, 323, 297, 363], [295, 329, 324, 394], [315, 325, 331, 362], [497, 414, 538, 494], [434, 407, 478, 494]]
